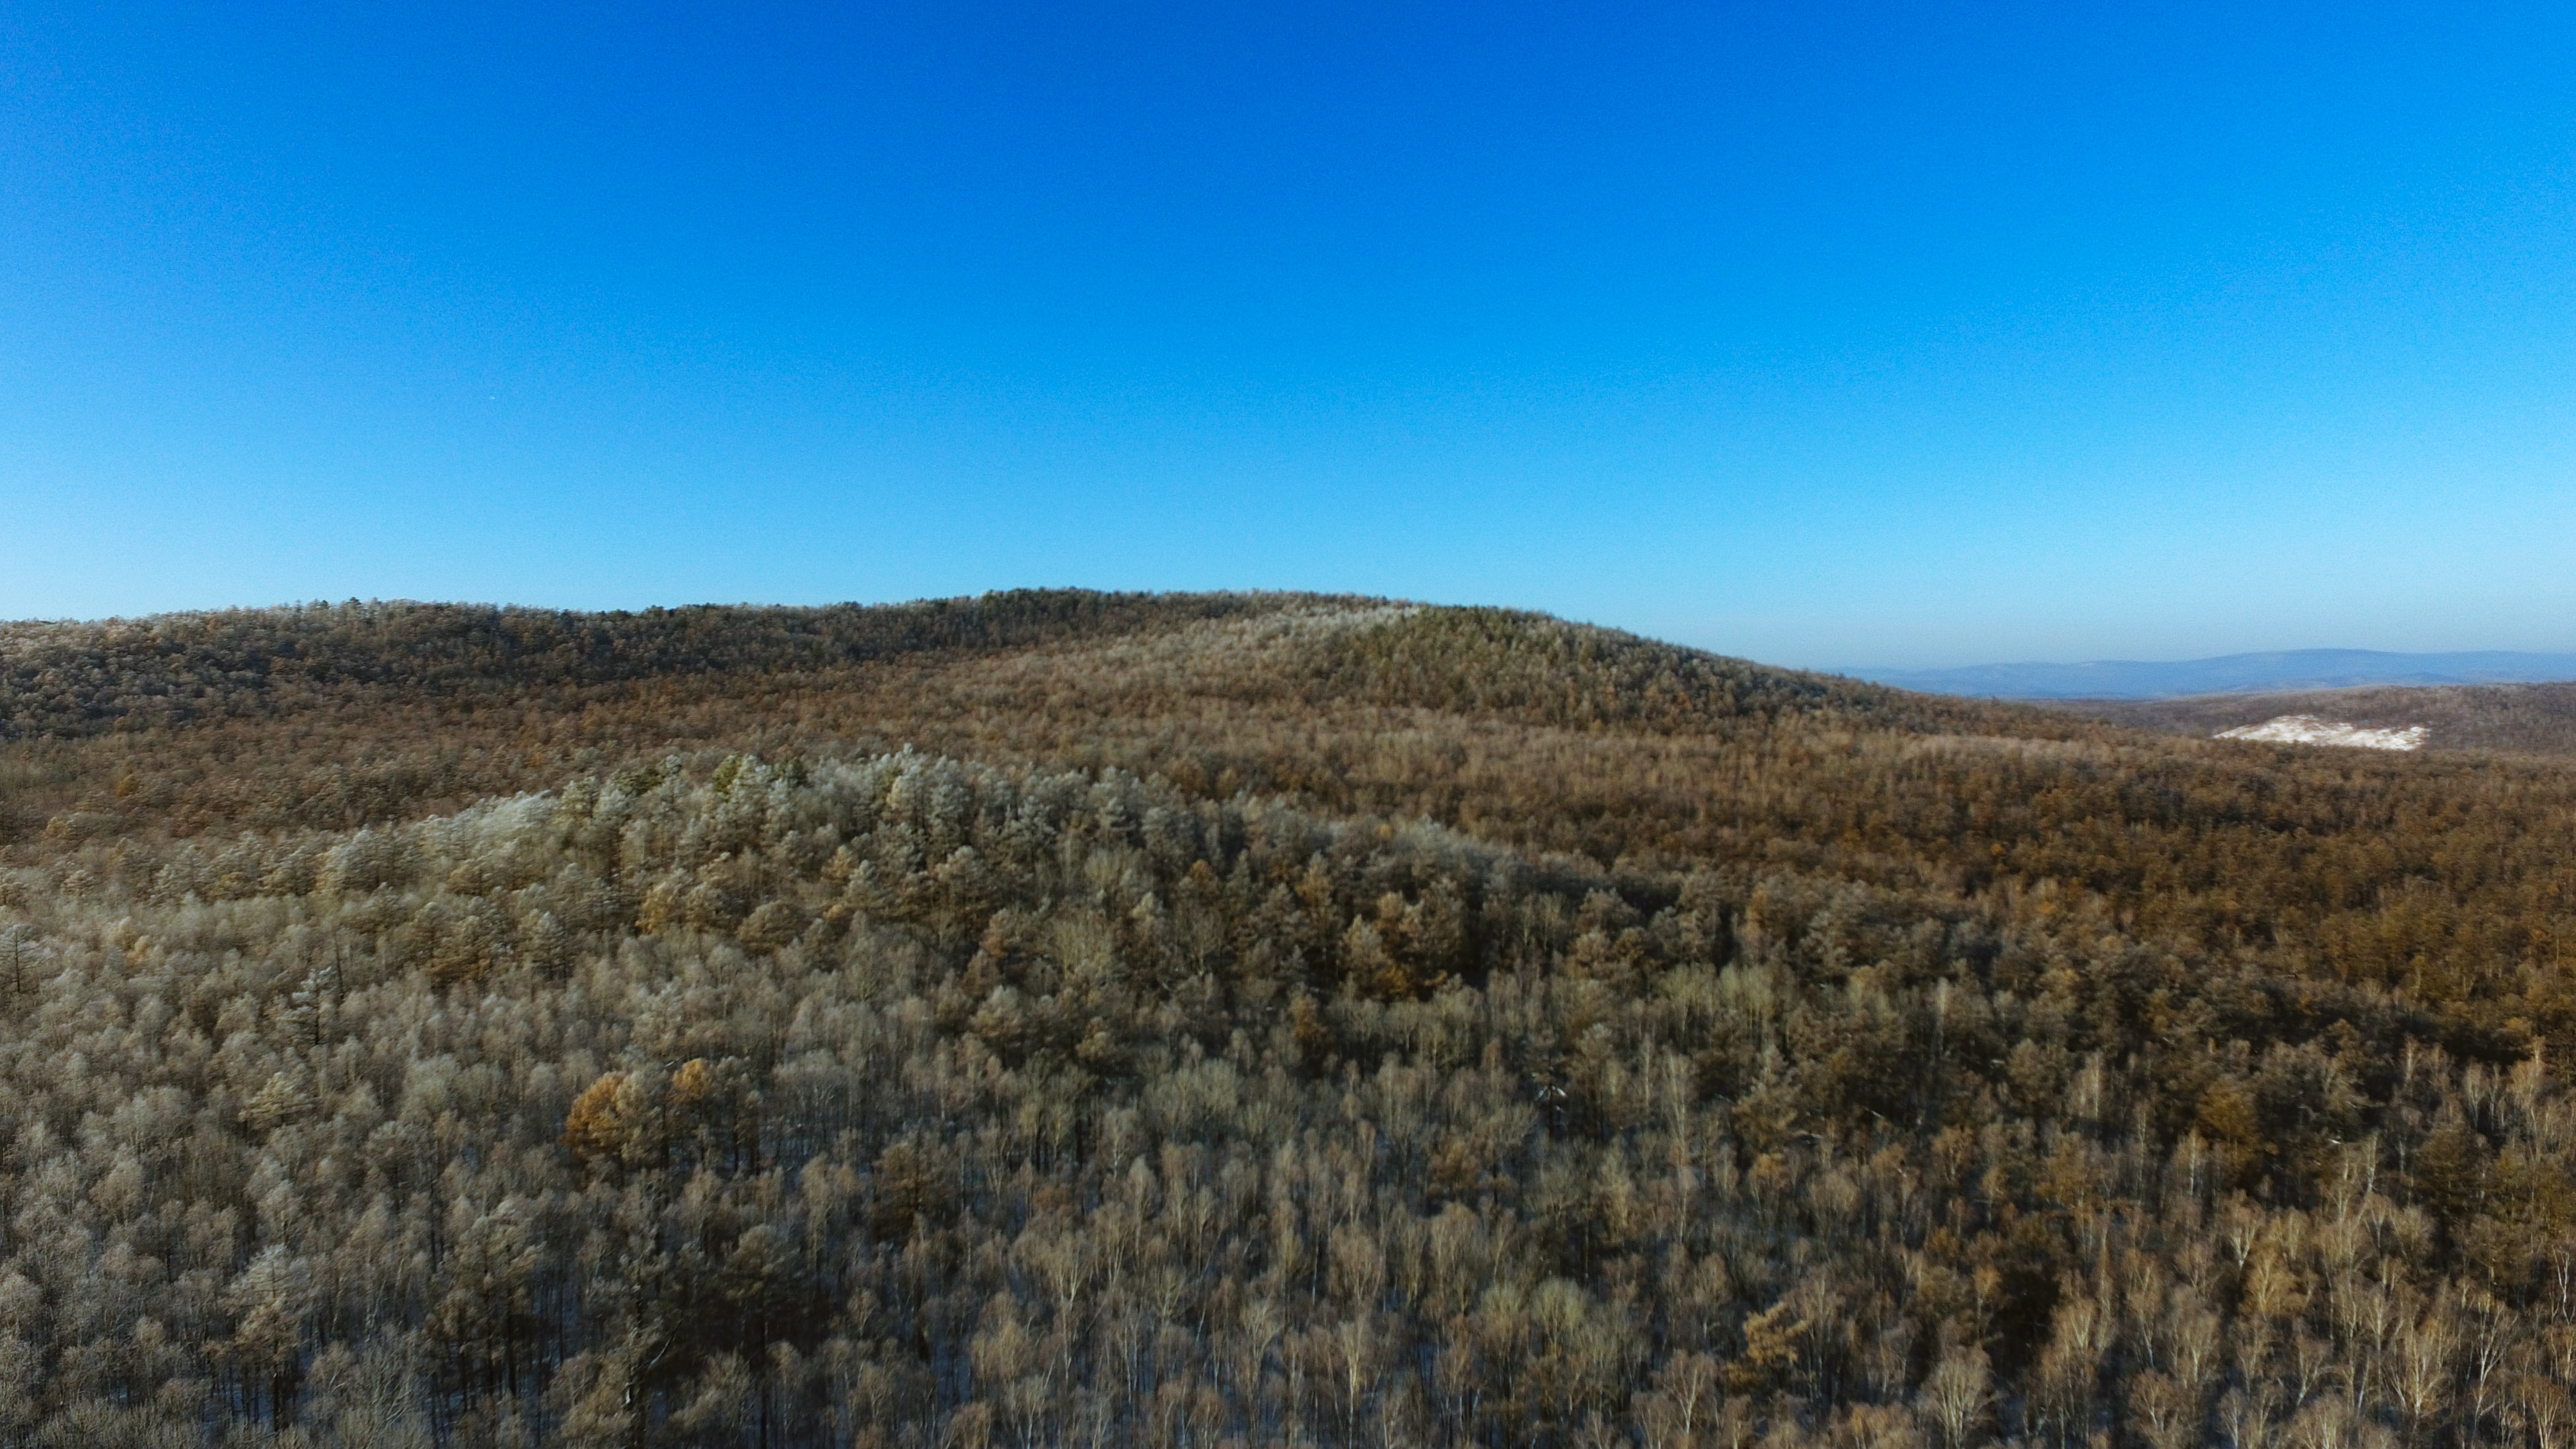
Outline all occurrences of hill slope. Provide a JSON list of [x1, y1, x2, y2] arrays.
[[4, 594, 2575, 1449]]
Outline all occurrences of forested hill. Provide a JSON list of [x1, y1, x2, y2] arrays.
[[4, 593, 2576, 1449], [0, 592, 1281, 738], [0, 592, 1996, 743], [0, 594, 2045, 844]]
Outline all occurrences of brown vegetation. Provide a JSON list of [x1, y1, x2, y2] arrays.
[[2039, 681, 2576, 759], [3, 592, 2574, 1448]]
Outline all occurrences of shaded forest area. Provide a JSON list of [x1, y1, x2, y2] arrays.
[[4, 592, 2576, 1449]]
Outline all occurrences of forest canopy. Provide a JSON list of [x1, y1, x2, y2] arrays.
[[3, 592, 2573, 1449]]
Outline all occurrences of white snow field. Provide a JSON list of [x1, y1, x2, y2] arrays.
[[2215, 716, 2429, 751]]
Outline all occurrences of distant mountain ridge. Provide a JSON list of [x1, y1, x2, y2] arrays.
[[2038, 679, 2576, 759], [1850, 648, 2576, 699]]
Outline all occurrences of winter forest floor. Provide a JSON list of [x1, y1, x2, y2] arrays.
[[3, 591, 2575, 1449]]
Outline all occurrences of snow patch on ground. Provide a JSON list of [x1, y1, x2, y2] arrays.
[[2216, 716, 2429, 751]]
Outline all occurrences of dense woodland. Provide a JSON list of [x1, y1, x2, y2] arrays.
[[4, 592, 2576, 1449]]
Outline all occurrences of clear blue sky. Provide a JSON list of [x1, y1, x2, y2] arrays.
[[5, 1, 2573, 667]]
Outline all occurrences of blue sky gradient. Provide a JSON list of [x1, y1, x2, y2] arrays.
[[5, 1, 2573, 666]]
